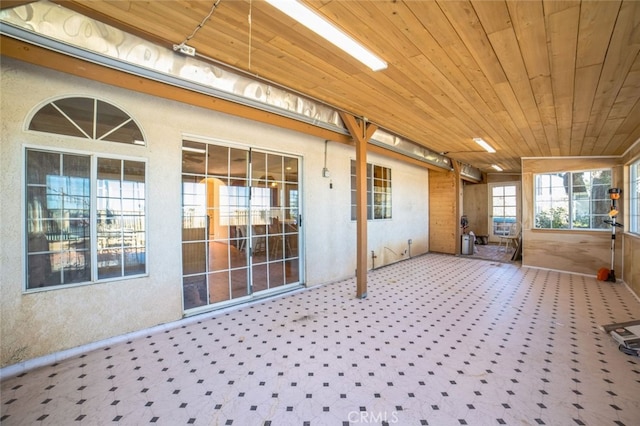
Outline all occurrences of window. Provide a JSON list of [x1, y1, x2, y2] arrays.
[[29, 96, 145, 145], [26, 149, 146, 289], [25, 97, 146, 290], [350, 160, 392, 220], [491, 184, 518, 236], [97, 158, 146, 279], [631, 159, 640, 234], [534, 169, 611, 230]]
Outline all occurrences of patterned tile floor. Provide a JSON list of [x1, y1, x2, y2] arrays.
[[2, 254, 639, 425]]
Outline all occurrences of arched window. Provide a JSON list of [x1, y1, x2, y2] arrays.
[[25, 97, 147, 291], [29, 97, 145, 145]]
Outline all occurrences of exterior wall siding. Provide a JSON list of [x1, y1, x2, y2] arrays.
[[0, 58, 430, 367]]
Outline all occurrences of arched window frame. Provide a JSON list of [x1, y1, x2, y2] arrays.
[[23, 96, 148, 292], [27, 96, 146, 146]]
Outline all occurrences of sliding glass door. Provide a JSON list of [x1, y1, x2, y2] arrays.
[[181, 141, 301, 312]]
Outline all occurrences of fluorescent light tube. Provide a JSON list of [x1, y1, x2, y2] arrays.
[[182, 146, 206, 154], [491, 164, 503, 172], [473, 138, 496, 153], [265, 0, 387, 71]]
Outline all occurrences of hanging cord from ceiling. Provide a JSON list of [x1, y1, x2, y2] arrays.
[[174, 0, 222, 53]]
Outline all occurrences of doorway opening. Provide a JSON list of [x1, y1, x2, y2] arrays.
[[488, 182, 520, 244]]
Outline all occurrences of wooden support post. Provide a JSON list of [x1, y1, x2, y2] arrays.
[[339, 112, 377, 299]]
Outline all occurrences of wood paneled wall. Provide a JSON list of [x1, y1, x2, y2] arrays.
[[429, 170, 460, 254], [462, 182, 488, 236], [463, 174, 523, 237], [524, 230, 615, 274], [521, 157, 624, 276]]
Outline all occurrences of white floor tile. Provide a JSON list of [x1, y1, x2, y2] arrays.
[[2, 253, 640, 425]]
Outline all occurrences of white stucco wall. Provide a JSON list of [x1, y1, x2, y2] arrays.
[[1, 58, 429, 367]]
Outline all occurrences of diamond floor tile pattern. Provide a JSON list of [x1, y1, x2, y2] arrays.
[[1, 253, 639, 425]]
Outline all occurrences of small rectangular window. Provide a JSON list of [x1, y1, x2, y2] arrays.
[[97, 158, 146, 279], [350, 160, 392, 220]]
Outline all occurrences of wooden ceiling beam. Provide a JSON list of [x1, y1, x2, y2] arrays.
[[0, 36, 352, 146]]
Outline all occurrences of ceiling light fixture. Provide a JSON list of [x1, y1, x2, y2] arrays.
[[182, 146, 206, 154], [264, 0, 387, 71], [473, 138, 496, 153], [491, 164, 503, 172]]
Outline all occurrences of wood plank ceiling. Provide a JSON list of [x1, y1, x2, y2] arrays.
[[35, 1, 640, 172]]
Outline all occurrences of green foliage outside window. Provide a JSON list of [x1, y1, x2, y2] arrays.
[[535, 207, 569, 229], [534, 169, 611, 230], [573, 214, 591, 228]]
